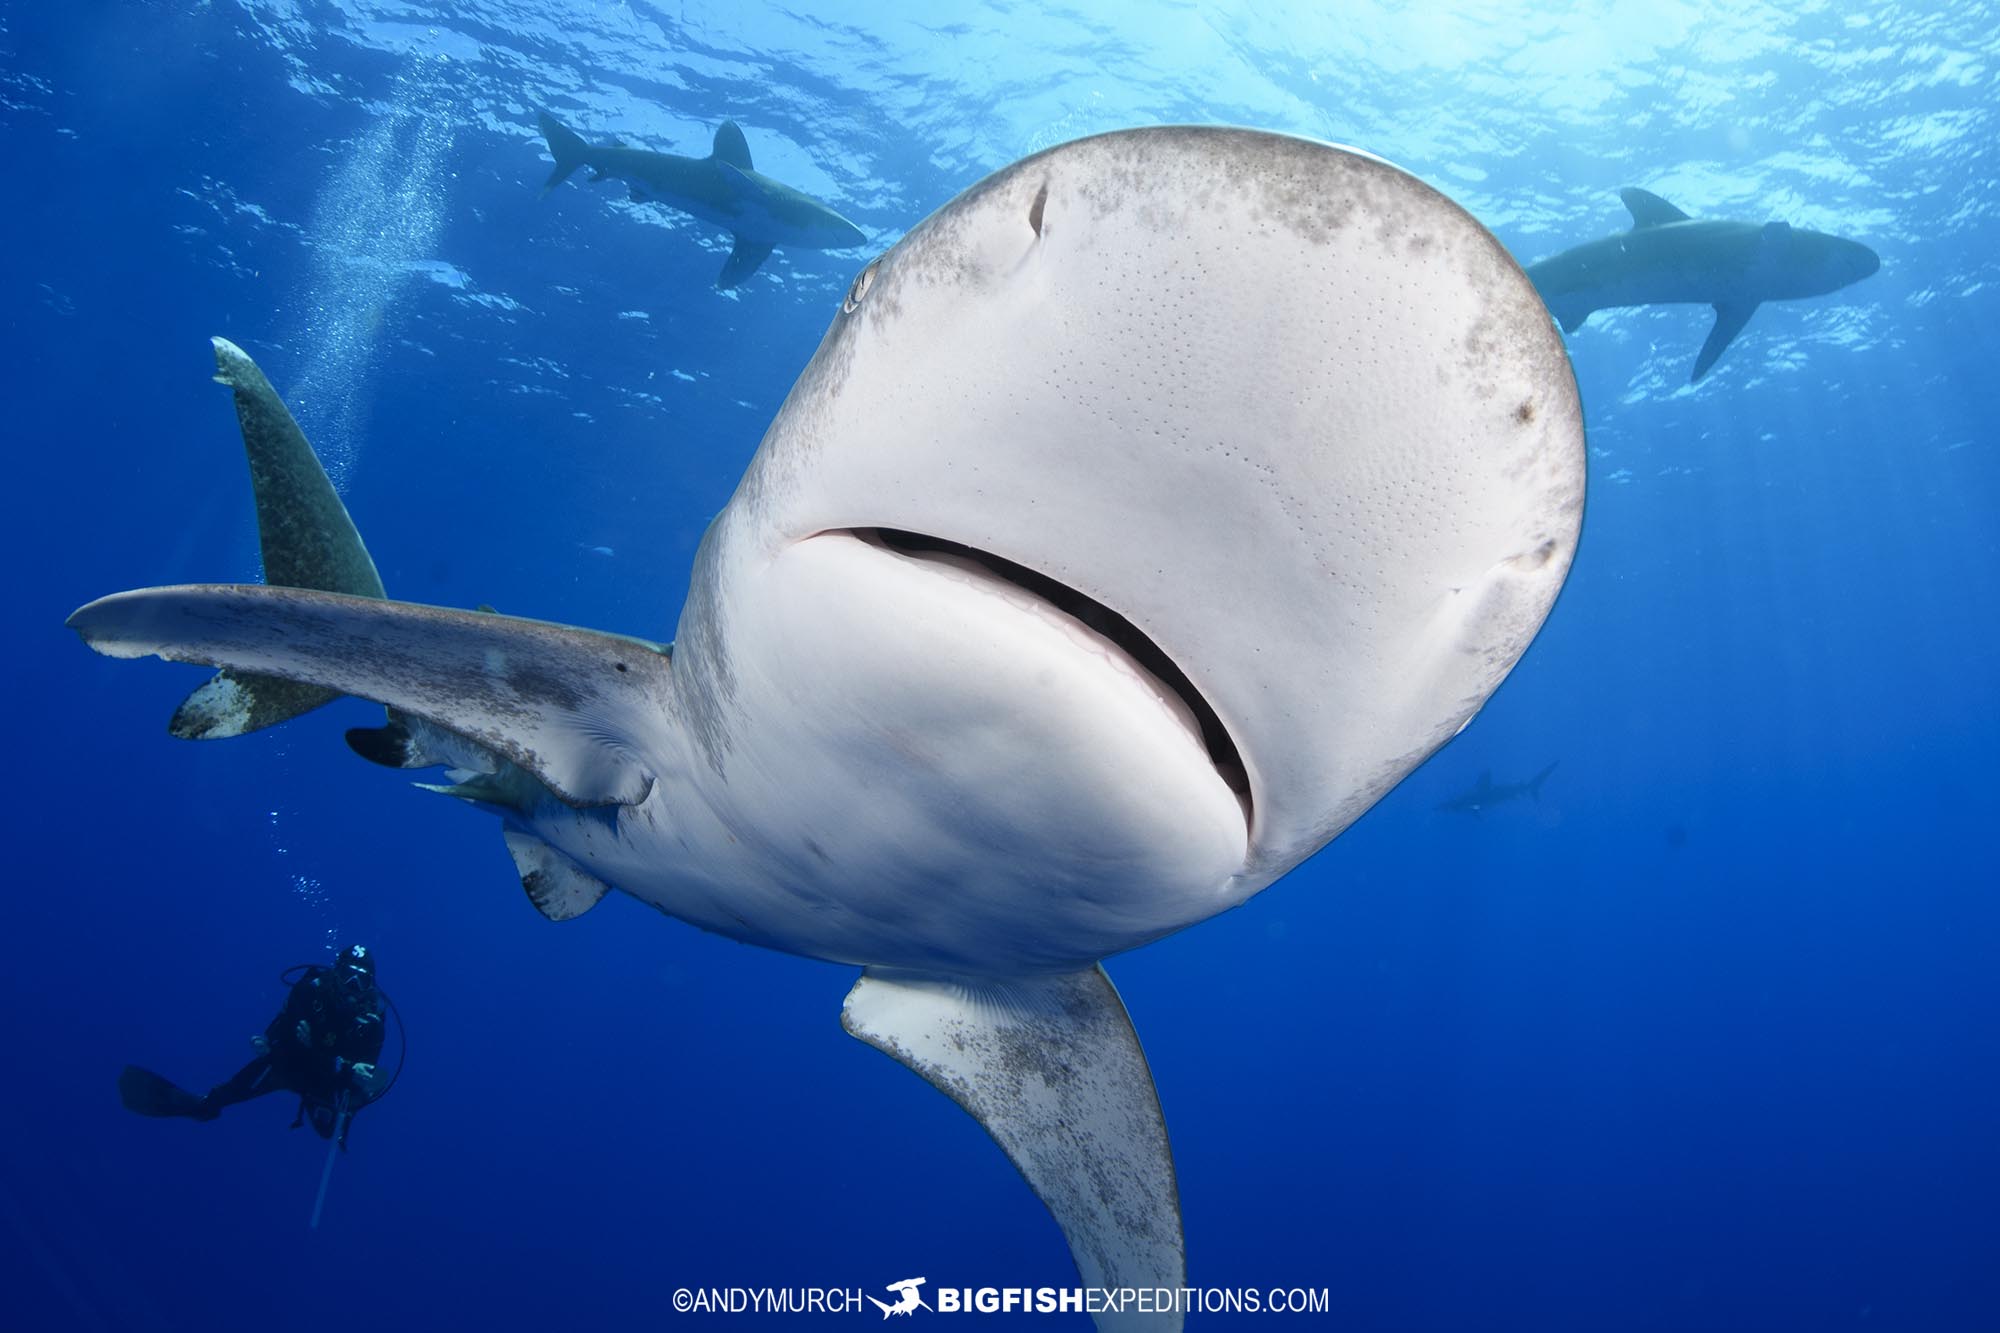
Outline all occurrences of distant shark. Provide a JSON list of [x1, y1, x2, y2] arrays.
[[1524, 187, 1879, 382], [537, 111, 866, 289], [1436, 761, 1559, 813], [71, 128, 1586, 1330]]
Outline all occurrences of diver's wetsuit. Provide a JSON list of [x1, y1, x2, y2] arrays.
[[120, 946, 389, 1142], [197, 965, 386, 1138]]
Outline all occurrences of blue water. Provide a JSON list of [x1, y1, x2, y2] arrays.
[[5, 3, 1996, 1329]]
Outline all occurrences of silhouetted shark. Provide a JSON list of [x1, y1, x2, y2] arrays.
[[1524, 188, 1878, 382], [538, 111, 866, 289], [1436, 762, 1558, 813]]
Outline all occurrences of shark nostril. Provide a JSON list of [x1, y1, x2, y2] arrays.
[[1028, 182, 1049, 238]]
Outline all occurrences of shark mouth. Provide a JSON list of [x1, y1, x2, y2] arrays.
[[845, 527, 1252, 824]]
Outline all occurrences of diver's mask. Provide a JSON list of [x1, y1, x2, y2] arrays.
[[334, 944, 375, 997]]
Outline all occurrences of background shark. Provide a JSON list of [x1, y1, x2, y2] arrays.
[[1436, 761, 1560, 813], [538, 111, 866, 289], [1524, 187, 1879, 382]]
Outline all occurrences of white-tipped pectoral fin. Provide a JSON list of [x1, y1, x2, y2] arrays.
[[842, 967, 1183, 1333], [68, 584, 670, 808]]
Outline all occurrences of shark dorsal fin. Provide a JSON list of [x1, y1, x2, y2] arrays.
[[712, 120, 753, 170], [1620, 187, 1690, 229]]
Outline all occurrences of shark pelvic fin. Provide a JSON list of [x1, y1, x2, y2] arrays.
[[717, 230, 775, 289], [503, 829, 612, 922], [711, 120, 753, 171], [68, 585, 670, 808], [1620, 186, 1690, 229], [843, 967, 1184, 1330], [1693, 300, 1760, 382], [171, 338, 388, 742]]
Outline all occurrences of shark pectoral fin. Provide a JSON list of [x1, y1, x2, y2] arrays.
[[711, 120, 753, 170], [1693, 301, 1760, 382], [717, 234, 775, 289], [173, 338, 389, 740], [68, 585, 671, 809], [171, 670, 342, 740], [502, 829, 612, 921], [843, 967, 1184, 1330], [1620, 186, 1691, 228]]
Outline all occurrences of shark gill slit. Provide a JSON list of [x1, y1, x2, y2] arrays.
[[853, 526, 1252, 821]]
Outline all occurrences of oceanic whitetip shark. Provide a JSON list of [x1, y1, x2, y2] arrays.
[[70, 127, 1586, 1331], [538, 111, 867, 289], [1524, 187, 1879, 382], [1436, 761, 1559, 813]]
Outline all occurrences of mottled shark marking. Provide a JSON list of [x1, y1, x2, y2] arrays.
[[72, 127, 1586, 1329], [843, 968, 1181, 1317], [1524, 187, 1879, 382]]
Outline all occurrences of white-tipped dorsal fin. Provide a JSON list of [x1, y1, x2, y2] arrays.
[[503, 829, 613, 921], [67, 584, 669, 808], [1619, 186, 1690, 228], [843, 967, 1183, 1332]]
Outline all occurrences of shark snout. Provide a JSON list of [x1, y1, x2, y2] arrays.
[[1829, 235, 1881, 287]]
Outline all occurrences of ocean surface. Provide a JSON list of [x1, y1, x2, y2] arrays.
[[4, 2, 1996, 1329]]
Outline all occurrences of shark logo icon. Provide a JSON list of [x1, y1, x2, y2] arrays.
[[867, 1277, 930, 1318]]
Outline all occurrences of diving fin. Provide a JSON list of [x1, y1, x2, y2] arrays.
[[843, 967, 1184, 1330], [170, 338, 389, 741], [118, 1065, 210, 1118]]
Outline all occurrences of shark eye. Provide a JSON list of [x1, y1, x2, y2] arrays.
[[843, 258, 882, 313]]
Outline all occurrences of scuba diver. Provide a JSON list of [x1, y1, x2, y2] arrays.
[[119, 944, 393, 1147]]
